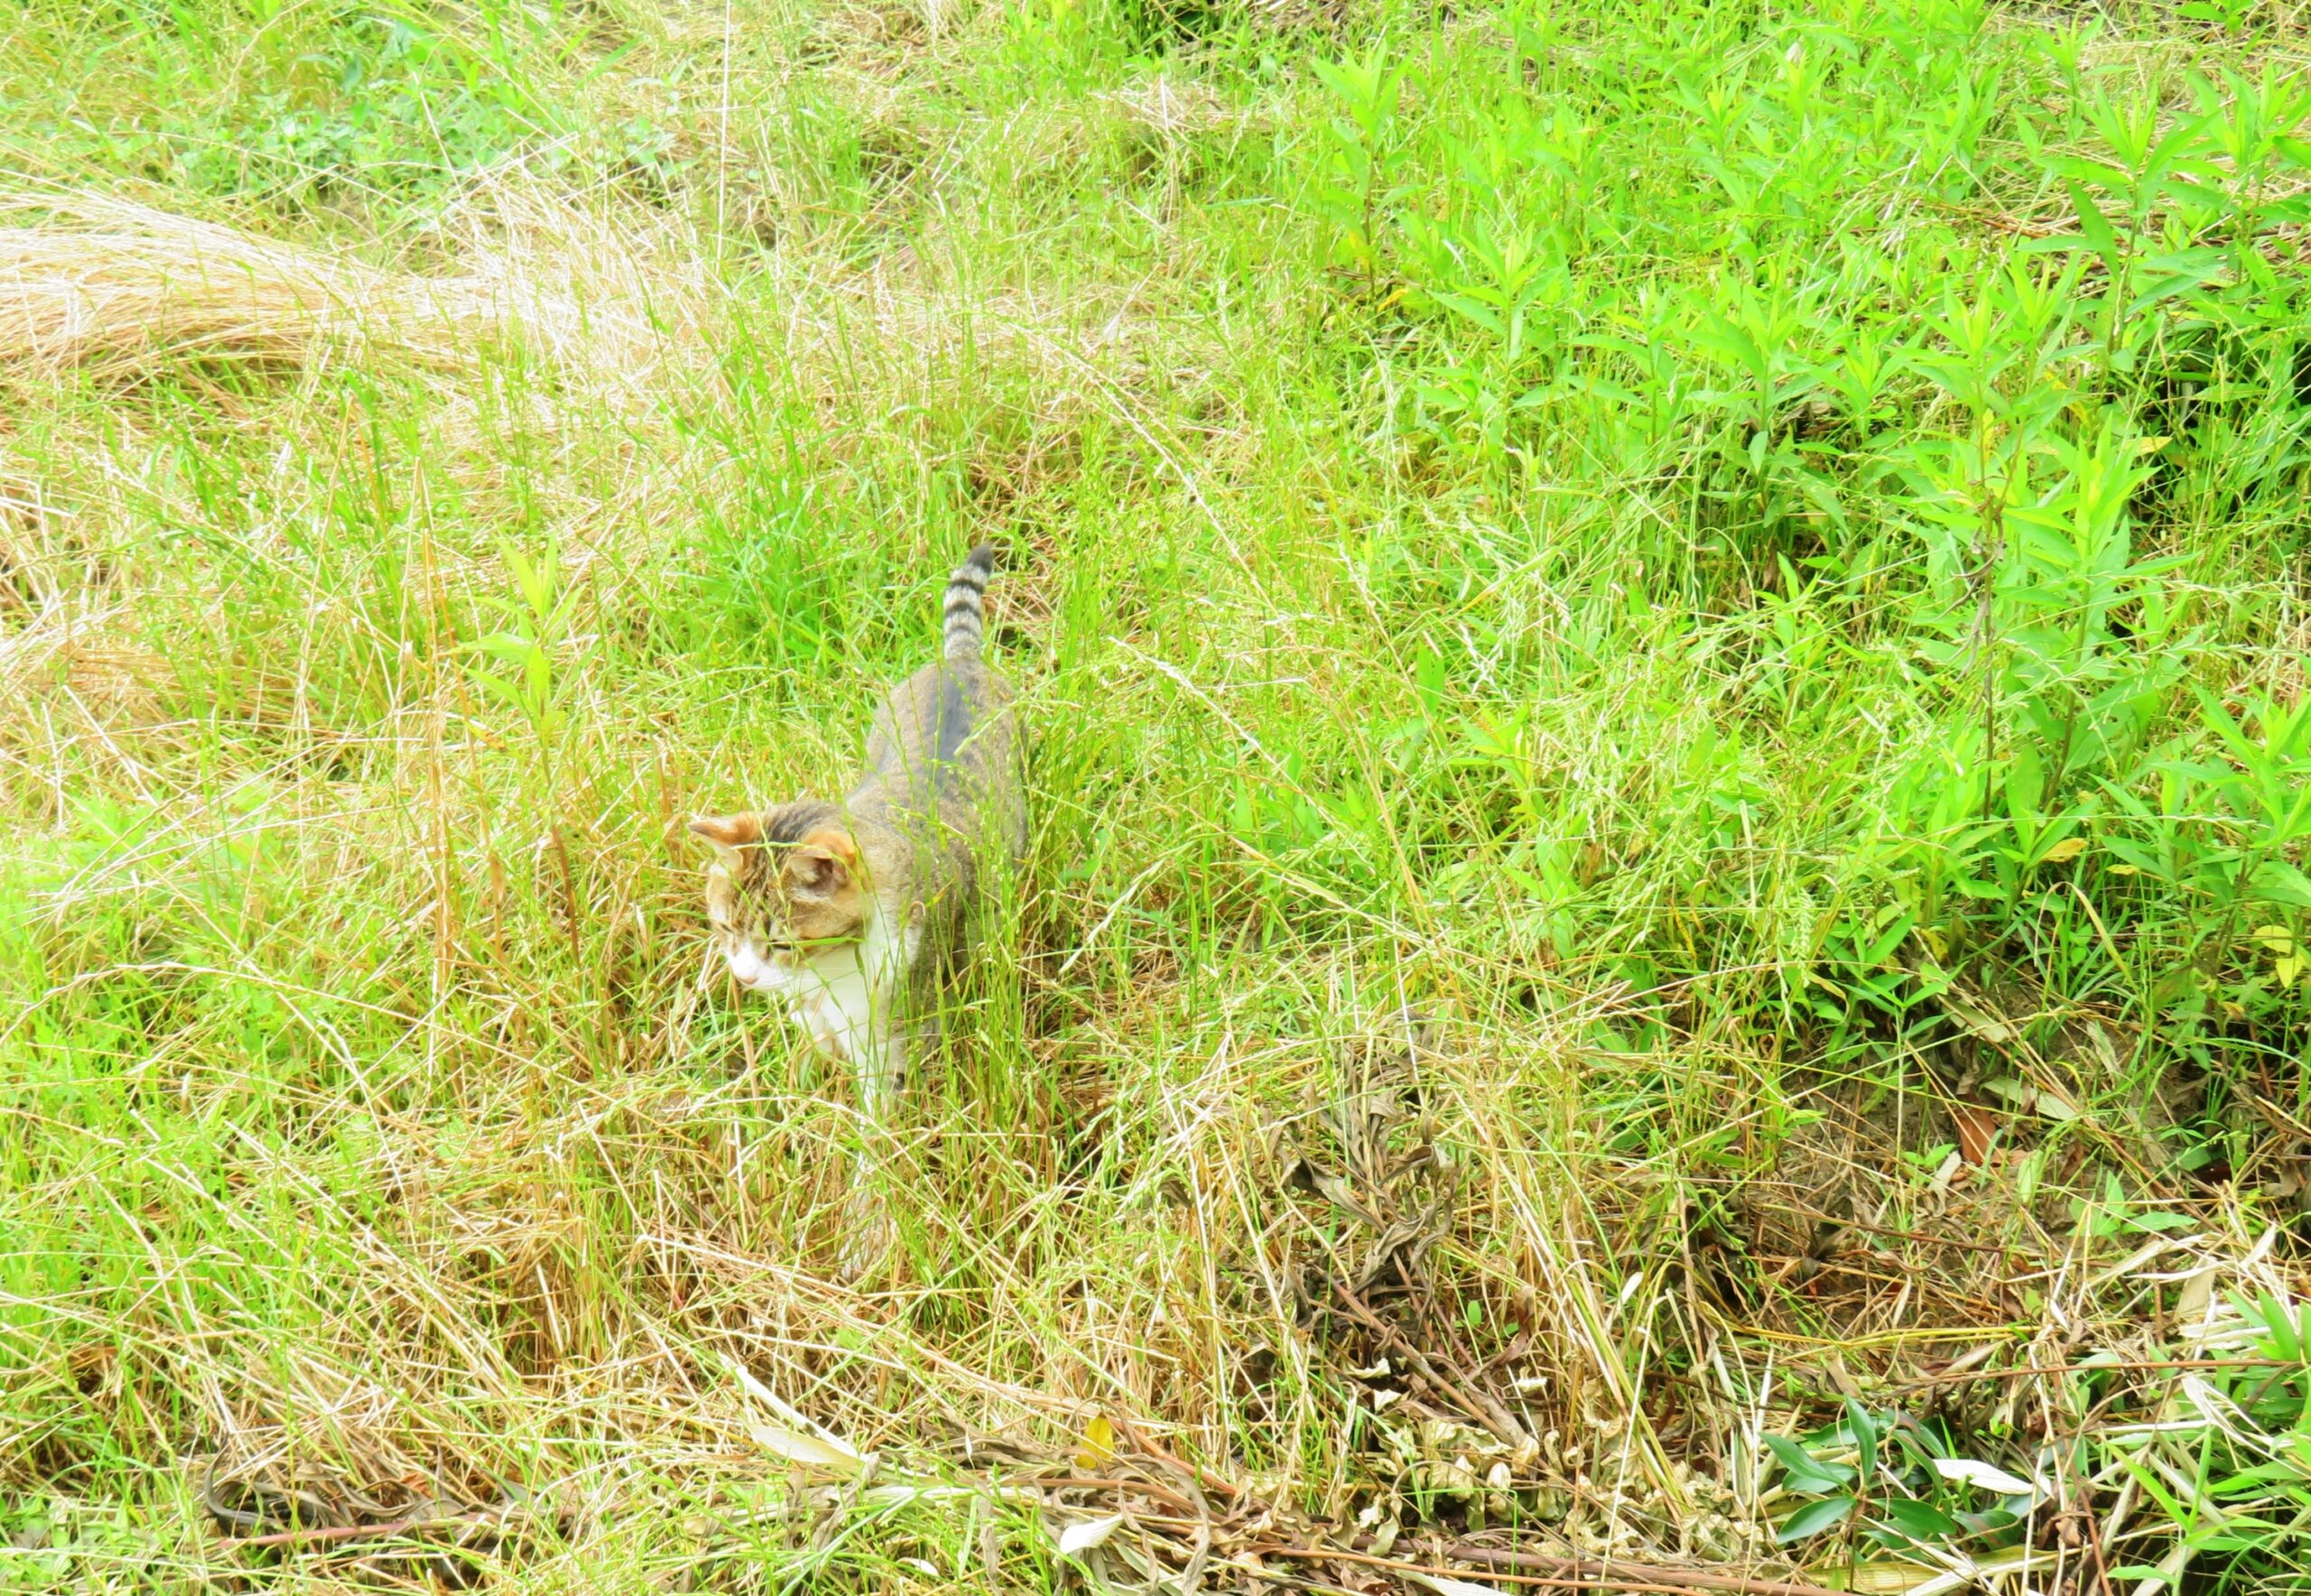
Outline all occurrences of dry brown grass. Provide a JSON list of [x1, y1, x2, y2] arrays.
[[0, 188, 715, 402]]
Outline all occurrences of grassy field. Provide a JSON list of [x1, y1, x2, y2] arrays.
[[3, 0, 2310, 1588]]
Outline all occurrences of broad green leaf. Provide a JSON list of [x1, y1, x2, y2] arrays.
[[1777, 1495, 1857, 1543], [1843, 1397, 1880, 1487], [1766, 1434, 1855, 1491], [1880, 1498, 1964, 1541]]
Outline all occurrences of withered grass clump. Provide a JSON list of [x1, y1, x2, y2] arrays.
[[0, 190, 712, 401], [0, 195, 508, 384]]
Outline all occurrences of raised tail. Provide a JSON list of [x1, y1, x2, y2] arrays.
[[942, 543, 996, 660]]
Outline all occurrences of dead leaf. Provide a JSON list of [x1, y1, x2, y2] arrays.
[[1927, 1149, 1963, 1197], [1932, 1457, 2046, 1499], [1313, 1171, 1385, 1228], [1942, 989, 2016, 1046], [746, 1421, 861, 1474], [2028, 1080, 2081, 1121], [2175, 1264, 2218, 1322], [1403, 1572, 1512, 1596], [1952, 1102, 1999, 1165], [1055, 1513, 1124, 1556], [1983, 1077, 2080, 1123], [728, 1356, 865, 1476], [1075, 1414, 1115, 1471]]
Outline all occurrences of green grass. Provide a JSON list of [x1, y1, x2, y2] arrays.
[[3, 0, 2309, 1588]]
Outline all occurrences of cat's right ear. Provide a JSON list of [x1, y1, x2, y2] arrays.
[[687, 813, 762, 866]]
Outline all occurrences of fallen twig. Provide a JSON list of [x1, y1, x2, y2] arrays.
[[1332, 1282, 1534, 1452], [1903, 1356, 2288, 1390], [1252, 1541, 1851, 1596], [220, 1513, 502, 1552]]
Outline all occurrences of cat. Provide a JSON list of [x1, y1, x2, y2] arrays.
[[688, 543, 1025, 1271]]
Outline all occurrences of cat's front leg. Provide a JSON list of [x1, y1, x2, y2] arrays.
[[854, 1020, 907, 1123], [833, 1021, 907, 1282], [835, 1173, 895, 1280]]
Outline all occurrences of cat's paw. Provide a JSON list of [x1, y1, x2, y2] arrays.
[[833, 1187, 896, 1282]]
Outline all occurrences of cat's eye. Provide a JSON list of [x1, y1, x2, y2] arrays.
[[768, 934, 843, 955]]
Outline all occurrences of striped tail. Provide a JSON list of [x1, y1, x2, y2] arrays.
[[942, 543, 996, 660]]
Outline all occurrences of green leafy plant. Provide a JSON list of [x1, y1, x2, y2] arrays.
[[1766, 1400, 2038, 1556], [1308, 42, 1412, 291], [467, 537, 576, 751]]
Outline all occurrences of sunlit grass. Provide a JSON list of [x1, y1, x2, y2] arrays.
[[2, 0, 2307, 1589]]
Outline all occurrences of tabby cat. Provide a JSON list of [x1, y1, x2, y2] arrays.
[[689, 545, 1024, 1267]]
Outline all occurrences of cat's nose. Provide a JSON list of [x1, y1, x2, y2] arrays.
[[728, 942, 766, 984]]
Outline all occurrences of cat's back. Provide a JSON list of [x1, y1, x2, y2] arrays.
[[853, 545, 1025, 864], [861, 651, 1021, 847]]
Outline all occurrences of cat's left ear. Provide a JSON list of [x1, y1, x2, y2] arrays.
[[784, 829, 859, 900], [687, 812, 762, 865]]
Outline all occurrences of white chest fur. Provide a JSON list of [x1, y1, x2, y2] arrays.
[[737, 910, 913, 1065]]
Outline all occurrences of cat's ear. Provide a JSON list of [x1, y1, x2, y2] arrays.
[[783, 828, 859, 900], [687, 812, 762, 865]]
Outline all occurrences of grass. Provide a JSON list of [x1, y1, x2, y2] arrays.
[[1, 0, 2309, 1588]]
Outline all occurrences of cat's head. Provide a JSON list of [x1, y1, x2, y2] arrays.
[[687, 802, 866, 988]]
